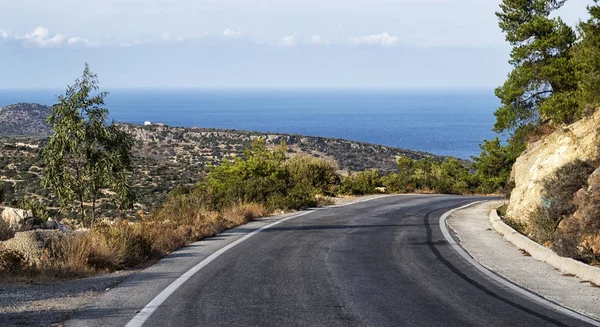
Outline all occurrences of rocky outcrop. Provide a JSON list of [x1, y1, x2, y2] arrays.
[[507, 110, 600, 223]]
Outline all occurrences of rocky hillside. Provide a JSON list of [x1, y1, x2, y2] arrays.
[[0, 103, 445, 215], [0, 103, 51, 137], [120, 123, 438, 174], [506, 109, 600, 263]]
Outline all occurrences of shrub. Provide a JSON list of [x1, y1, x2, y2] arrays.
[[284, 155, 339, 196], [380, 173, 411, 193], [542, 160, 595, 221], [530, 208, 555, 244], [503, 217, 527, 235], [530, 160, 597, 244], [339, 169, 381, 195]]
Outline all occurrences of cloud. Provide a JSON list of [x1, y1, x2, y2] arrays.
[[20, 26, 68, 48], [311, 35, 330, 45], [223, 28, 241, 39], [349, 32, 399, 47], [0, 26, 99, 48], [281, 35, 297, 47]]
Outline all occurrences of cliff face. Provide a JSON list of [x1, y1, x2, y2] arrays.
[[507, 110, 600, 223], [0, 103, 51, 137]]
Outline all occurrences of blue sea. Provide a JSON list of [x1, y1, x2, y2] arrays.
[[0, 89, 500, 159]]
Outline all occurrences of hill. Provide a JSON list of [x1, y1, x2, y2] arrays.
[[0, 103, 52, 137], [0, 103, 445, 215]]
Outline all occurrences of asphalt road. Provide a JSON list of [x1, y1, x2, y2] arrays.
[[119, 195, 592, 327]]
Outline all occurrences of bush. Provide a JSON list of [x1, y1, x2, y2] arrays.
[[339, 169, 381, 195], [542, 160, 595, 222], [381, 173, 412, 193], [530, 208, 556, 244], [284, 155, 339, 196], [529, 160, 596, 245], [205, 139, 331, 211], [527, 160, 596, 248]]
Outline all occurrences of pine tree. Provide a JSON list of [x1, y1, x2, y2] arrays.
[[495, 0, 578, 134], [572, 0, 600, 111]]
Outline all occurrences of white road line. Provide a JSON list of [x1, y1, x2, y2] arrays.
[[440, 202, 600, 326], [125, 195, 391, 327]]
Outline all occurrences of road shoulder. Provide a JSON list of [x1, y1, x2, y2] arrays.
[[448, 201, 600, 321]]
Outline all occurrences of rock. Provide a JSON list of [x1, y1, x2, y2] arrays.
[[1, 230, 67, 265], [507, 110, 600, 223], [1, 207, 32, 229]]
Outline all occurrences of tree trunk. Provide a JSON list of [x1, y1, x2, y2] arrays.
[[91, 196, 96, 228], [79, 194, 85, 224]]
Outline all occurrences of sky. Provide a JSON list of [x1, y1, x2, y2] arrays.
[[0, 0, 592, 89]]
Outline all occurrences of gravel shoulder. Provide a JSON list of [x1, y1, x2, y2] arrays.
[[448, 201, 600, 321], [0, 271, 136, 326]]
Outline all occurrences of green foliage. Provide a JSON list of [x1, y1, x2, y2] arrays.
[[19, 198, 50, 223], [284, 155, 339, 196], [388, 157, 474, 195], [572, 1, 600, 113], [42, 64, 135, 226], [339, 169, 381, 195], [472, 138, 522, 194], [0, 181, 4, 204], [204, 139, 338, 210], [205, 139, 288, 209], [495, 0, 579, 133]]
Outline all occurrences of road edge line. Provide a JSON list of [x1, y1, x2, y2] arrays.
[[439, 201, 600, 326], [125, 195, 391, 327]]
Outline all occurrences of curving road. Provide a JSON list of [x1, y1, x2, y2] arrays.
[[115, 195, 591, 327]]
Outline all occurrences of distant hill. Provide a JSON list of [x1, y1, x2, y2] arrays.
[[0, 103, 52, 137], [0, 103, 448, 213]]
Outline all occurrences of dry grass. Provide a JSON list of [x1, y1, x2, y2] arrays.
[[222, 203, 269, 225], [0, 202, 269, 280]]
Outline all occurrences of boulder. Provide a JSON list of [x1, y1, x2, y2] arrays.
[[1, 207, 32, 229], [1, 230, 66, 265]]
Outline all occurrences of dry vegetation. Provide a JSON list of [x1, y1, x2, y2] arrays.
[[0, 202, 268, 280]]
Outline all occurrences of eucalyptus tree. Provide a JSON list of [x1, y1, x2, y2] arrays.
[[495, 0, 578, 134], [42, 64, 135, 226]]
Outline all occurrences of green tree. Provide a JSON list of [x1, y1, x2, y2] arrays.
[[0, 182, 4, 204], [42, 64, 135, 226], [495, 0, 578, 134], [573, 1, 600, 111], [472, 138, 520, 193]]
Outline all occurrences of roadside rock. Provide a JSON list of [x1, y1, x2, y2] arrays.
[[1, 207, 32, 229], [1, 230, 67, 265], [507, 110, 600, 223]]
